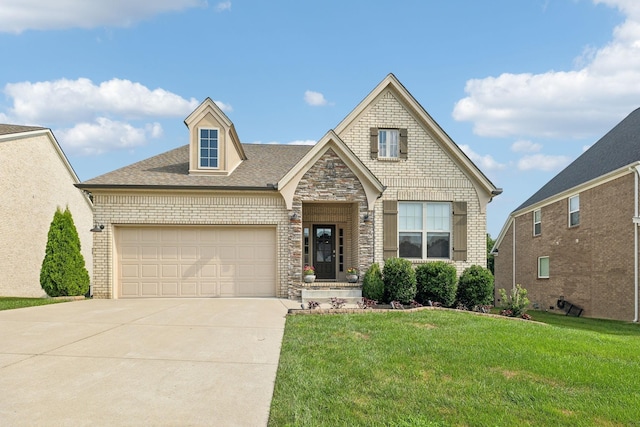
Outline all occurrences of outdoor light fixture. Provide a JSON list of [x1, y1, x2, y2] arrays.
[[290, 212, 299, 221], [90, 224, 104, 232], [363, 213, 372, 223]]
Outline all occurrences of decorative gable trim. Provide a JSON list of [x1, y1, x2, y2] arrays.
[[278, 130, 385, 210], [335, 74, 499, 206]]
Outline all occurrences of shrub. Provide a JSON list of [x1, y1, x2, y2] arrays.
[[415, 261, 457, 307], [382, 257, 417, 304], [40, 207, 90, 297], [362, 263, 384, 302], [456, 265, 494, 309], [499, 284, 530, 318]]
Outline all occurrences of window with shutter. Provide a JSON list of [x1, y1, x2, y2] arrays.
[[452, 201, 467, 261], [370, 127, 408, 159], [383, 200, 398, 260]]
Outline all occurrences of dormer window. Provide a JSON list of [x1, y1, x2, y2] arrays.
[[199, 128, 219, 168]]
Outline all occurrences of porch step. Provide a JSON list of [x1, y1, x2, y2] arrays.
[[301, 288, 363, 306]]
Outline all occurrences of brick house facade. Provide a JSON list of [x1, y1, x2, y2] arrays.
[[493, 109, 640, 321], [0, 125, 93, 297], [78, 74, 500, 299]]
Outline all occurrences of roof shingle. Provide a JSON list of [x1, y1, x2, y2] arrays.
[[0, 124, 46, 136], [79, 143, 314, 189]]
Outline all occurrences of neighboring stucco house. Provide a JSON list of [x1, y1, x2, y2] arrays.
[[0, 125, 94, 297], [493, 108, 640, 321], [77, 74, 500, 300]]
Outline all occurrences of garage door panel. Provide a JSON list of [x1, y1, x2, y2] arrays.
[[117, 226, 276, 298], [141, 282, 159, 296]]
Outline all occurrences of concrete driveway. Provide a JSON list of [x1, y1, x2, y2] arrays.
[[0, 298, 300, 426]]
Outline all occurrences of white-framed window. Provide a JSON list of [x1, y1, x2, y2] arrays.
[[398, 202, 451, 259], [378, 129, 399, 158], [569, 195, 580, 227], [533, 209, 541, 236], [538, 256, 550, 278], [199, 128, 219, 168]]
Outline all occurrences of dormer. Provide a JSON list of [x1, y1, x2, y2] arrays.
[[184, 98, 246, 176]]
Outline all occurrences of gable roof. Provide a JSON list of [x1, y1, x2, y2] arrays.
[[515, 107, 640, 212], [77, 143, 312, 190], [278, 130, 385, 210], [0, 124, 46, 136], [334, 73, 500, 199]]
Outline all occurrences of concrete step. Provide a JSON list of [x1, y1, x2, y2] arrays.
[[301, 288, 362, 306]]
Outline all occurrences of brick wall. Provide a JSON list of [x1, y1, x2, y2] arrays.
[[339, 89, 488, 274], [501, 173, 637, 320], [0, 133, 93, 297], [90, 191, 288, 298]]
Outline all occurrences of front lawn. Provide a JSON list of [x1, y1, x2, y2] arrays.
[[0, 297, 72, 311], [269, 309, 640, 426]]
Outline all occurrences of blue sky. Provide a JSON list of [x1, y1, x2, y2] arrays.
[[1, 0, 639, 237]]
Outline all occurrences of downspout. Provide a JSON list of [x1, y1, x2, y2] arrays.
[[633, 165, 640, 322], [512, 217, 516, 292]]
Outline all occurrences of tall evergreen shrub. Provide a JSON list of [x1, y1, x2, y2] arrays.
[[382, 257, 416, 304], [415, 261, 457, 307], [40, 207, 90, 297], [362, 263, 384, 302]]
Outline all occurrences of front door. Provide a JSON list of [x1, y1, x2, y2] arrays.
[[313, 225, 335, 280]]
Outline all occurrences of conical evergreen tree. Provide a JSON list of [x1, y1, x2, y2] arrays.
[[40, 207, 90, 297]]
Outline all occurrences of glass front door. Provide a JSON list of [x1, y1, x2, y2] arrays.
[[313, 225, 335, 279]]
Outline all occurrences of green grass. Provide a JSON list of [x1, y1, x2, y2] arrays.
[[269, 309, 640, 426], [0, 297, 72, 311]]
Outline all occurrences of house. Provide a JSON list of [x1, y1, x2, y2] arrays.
[[0, 125, 94, 297], [493, 108, 640, 321], [77, 74, 500, 300]]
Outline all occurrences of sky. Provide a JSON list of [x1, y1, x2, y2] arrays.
[[1, 0, 639, 237]]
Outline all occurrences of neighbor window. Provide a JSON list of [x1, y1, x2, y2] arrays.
[[569, 195, 580, 227], [199, 128, 219, 168], [378, 129, 399, 158], [538, 256, 549, 278], [398, 202, 451, 259], [533, 209, 541, 236]]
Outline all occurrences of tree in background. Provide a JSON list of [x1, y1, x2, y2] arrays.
[[40, 207, 90, 297], [487, 233, 496, 275]]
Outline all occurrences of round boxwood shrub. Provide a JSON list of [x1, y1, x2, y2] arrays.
[[382, 257, 416, 304], [415, 261, 457, 307], [456, 265, 494, 309], [40, 207, 90, 297], [362, 263, 384, 302]]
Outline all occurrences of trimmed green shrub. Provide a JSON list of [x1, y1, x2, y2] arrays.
[[456, 265, 494, 309], [40, 207, 90, 297], [499, 284, 530, 317], [415, 261, 457, 307], [382, 257, 416, 304], [362, 263, 384, 302]]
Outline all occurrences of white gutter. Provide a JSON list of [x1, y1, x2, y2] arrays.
[[634, 164, 640, 322], [512, 218, 516, 292]]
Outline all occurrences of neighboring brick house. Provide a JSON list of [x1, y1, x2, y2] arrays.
[[77, 74, 500, 299], [0, 125, 93, 297], [493, 108, 640, 321]]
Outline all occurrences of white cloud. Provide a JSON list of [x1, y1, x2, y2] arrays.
[[215, 1, 231, 12], [213, 100, 233, 113], [56, 118, 163, 155], [287, 139, 316, 145], [517, 154, 572, 172], [459, 144, 505, 171], [511, 140, 542, 153], [0, 0, 206, 33], [304, 90, 329, 106], [3, 78, 201, 123], [453, 0, 640, 139]]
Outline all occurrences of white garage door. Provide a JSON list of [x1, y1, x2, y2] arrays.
[[116, 226, 276, 298]]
